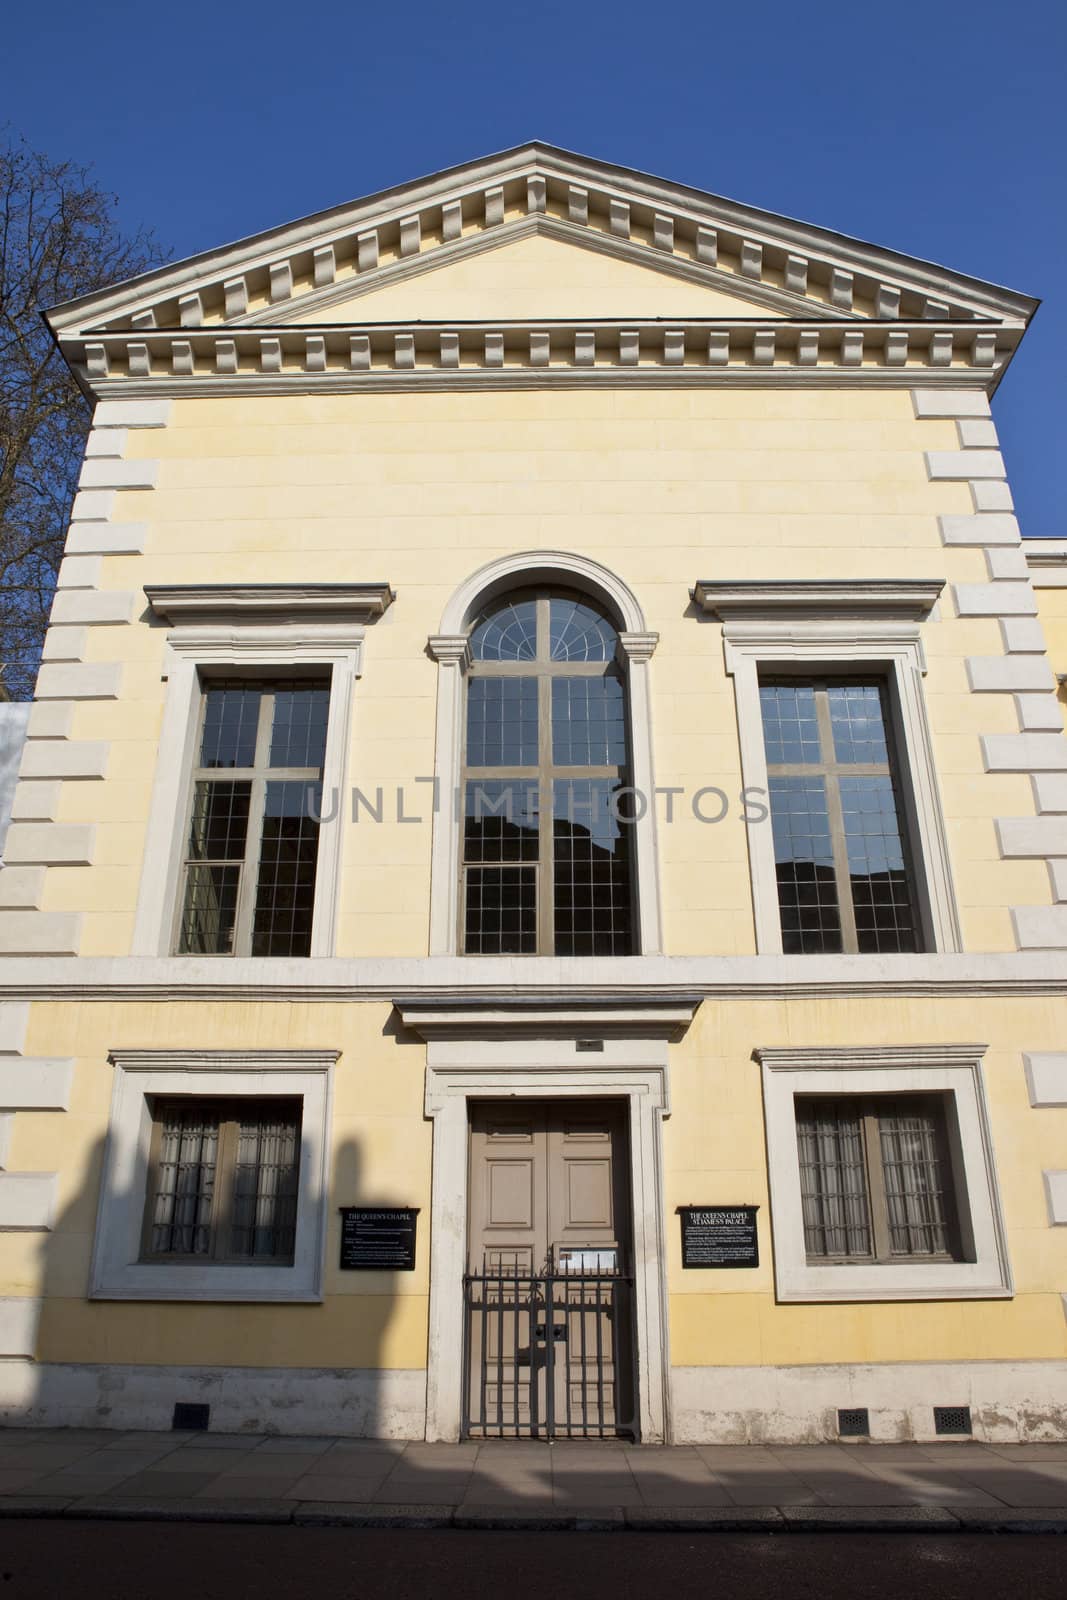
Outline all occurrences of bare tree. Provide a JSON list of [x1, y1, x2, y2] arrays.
[[0, 136, 165, 699]]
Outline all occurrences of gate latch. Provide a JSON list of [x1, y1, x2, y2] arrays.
[[534, 1323, 567, 1342]]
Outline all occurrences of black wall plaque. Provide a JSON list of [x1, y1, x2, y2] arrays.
[[339, 1207, 419, 1271], [678, 1205, 759, 1269]]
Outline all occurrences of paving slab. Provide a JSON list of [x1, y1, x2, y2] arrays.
[[285, 1474, 392, 1501], [176, 1434, 264, 1450], [117, 1471, 221, 1496], [0, 1471, 54, 1493], [0, 1495, 74, 1517], [255, 1437, 336, 1454], [196, 1475, 303, 1498]]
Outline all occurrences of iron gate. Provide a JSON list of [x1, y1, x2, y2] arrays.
[[462, 1258, 637, 1440]]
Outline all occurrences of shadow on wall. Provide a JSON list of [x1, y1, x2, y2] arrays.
[[2, 1126, 421, 1440]]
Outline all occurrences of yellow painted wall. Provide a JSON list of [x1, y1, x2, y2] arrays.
[[286, 233, 788, 322], [47, 384, 1053, 959], [3, 993, 1064, 1372]]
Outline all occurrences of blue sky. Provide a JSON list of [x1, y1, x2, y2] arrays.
[[6, 0, 1063, 535]]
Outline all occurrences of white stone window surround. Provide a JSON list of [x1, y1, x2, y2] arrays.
[[757, 1043, 1011, 1303], [89, 1049, 336, 1302], [131, 622, 365, 958], [721, 617, 962, 957], [427, 551, 662, 957]]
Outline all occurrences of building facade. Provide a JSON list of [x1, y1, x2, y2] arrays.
[[0, 145, 1064, 1443]]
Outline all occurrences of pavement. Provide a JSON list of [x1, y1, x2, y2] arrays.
[[1, 1429, 1066, 1532]]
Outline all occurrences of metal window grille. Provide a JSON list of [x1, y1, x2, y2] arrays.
[[143, 1097, 301, 1265], [461, 590, 635, 956], [177, 678, 330, 957], [760, 678, 920, 955], [796, 1094, 958, 1263], [838, 1408, 871, 1437], [934, 1405, 972, 1436]]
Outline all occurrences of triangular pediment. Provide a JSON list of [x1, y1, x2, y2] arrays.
[[49, 142, 1036, 341], [47, 144, 1037, 398]]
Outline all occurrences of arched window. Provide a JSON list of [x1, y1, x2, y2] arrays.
[[461, 588, 635, 956]]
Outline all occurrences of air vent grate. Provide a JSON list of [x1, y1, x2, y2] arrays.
[[933, 1405, 972, 1436], [837, 1407, 870, 1438], [172, 1402, 210, 1431]]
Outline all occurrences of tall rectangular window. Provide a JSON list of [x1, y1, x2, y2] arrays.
[[177, 678, 330, 957], [759, 678, 919, 954]]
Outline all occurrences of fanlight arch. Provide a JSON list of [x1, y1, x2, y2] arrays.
[[428, 554, 661, 957], [438, 550, 647, 637]]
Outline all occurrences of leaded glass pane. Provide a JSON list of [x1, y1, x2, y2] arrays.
[[150, 1106, 220, 1255], [463, 781, 540, 862], [230, 1106, 300, 1260], [467, 677, 538, 766], [552, 779, 633, 956], [269, 683, 330, 769], [760, 683, 821, 765], [796, 1101, 872, 1258], [829, 683, 890, 765], [187, 780, 250, 863], [464, 866, 537, 953], [199, 684, 261, 769], [551, 675, 627, 766], [879, 1108, 951, 1255], [769, 776, 842, 954], [548, 597, 617, 661], [840, 775, 917, 954], [470, 599, 538, 661], [179, 864, 241, 954], [251, 781, 321, 957]]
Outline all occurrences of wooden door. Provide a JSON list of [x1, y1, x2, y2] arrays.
[[466, 1099, 635, 1437]]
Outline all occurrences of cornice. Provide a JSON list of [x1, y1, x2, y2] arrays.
[[67, 318, 1016, 401], [144, 582, 395, 624], [48, 144, 1036, 345], [0, 953, 1064, 1002], [693, 579, 945, 620], [108, 1048, 340, 1071], [395, 994, 701, 1041], [1024, 541, 1067, 569], [755, 1043, 987, 1071]]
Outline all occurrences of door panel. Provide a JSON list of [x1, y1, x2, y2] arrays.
[[466, 1099, 635, 1438]]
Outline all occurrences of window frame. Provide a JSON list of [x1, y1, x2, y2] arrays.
[[759, 675, 922, 955], [758, 1044, 1011, 1302], [460, 587, 636, 957], [429, 552, 663, 958], [723, 621, 962, 956], [139, 1094, 302, 1266], [175, 676, 331, 958], [90, 1050, 335, 1303], [132, 623, 364, 960], [794, 1091, 961, 1264]]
